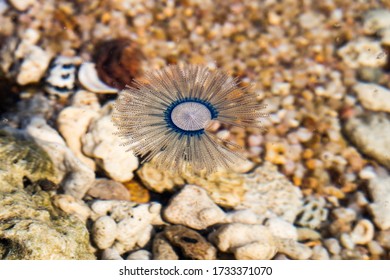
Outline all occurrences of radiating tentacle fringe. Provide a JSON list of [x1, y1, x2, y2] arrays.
[[113, 64, 267, 174]]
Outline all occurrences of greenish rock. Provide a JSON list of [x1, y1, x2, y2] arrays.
[[0, 130, 95, 259], [0, 130, 58, 191]]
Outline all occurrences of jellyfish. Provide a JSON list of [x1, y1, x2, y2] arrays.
[[112, 64, 266, 174]]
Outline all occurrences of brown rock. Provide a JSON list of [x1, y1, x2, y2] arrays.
[[86, 178, 130, 200], [152, 232, 179, 260], [93, 38, 144, 90], [163, 225, 217, 260]]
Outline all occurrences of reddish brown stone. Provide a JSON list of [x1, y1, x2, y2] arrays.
[[93, 38, 144, 90]]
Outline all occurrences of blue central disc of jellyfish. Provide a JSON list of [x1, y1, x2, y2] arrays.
[[164, 97, 218, 137], [113, 64, 266, 174]]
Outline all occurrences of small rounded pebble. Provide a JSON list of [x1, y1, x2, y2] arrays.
[[311, 245, 330, 260], [234, 241, 278, 260], [350, 219, 374, 245], [265, 218, 298, 241], [332, 207, 357, 223], [277, 239, 312, 260], [359, 166, 377, 180], [87, 179, 130, 201], [324, 238, 341, 255], [92, 216, 118, 249], [123, 180, 150, 203], [340, 233, 355, 250], [126, 250, 152, 260], [297, 228, 322, 241], [208, 223, 277, 260], [376, 230, 390, 249], [367, 240, 385, 256], [101, 248, 123, 260]]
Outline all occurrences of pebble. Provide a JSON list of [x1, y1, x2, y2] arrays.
[[126, 250, 152, 260], [152, 232, 179, 260], [93, 216, 118, 249], [332, 207, 357, 223], [277, 239, 312, 260], [359, 166, 377, 180], [163, 185, 226, 230], [367, 175, 390, 230], [234, 241, 278, 260], [295, 127, 313, 142], [101, 248, 123, 260], [53, 194, 92, 223], [164, 225, 217, 260], [354, 83, 390, 113], [8, 0, 35, 12], [137, 161, 185, 193], [265, 218, 298, 241], [363, 9, 390, 35], [367, 240, 385, 256], [123, 180, 150, 203], [16, 44, 52, 85], [340, 233, 355, 250], [324, 238, 341, 255], [87, 179, 130, 201], [57, 90, 100, 170], [223, 209, 265, 225], [271, 82, 290, 96], [297, 228, 322, 241], [208, 223, 278, 260], [350, 219, 375, 245], [299, 12, 324, 29], [337, 38, 387, 68], [311, 245, 330, 260], [376, 230, 390, 249], [248, 134, 263, 147], [82, 103, 139, 182]]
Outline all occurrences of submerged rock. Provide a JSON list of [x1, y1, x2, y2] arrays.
[[0, 130, 58, 191], [367, 175, 390, 230], [0, 132, 95, 259], [344, 112, 390, 169], [0, 189, 95, 260], [139, 161, 303, 223]]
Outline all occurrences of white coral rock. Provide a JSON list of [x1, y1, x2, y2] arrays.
[[354, 83, 390, 113], [14, 29, 52, 85], [337, 38, 387, 69], [82, 102, 139, 182], [91, 201, 164, 254], [57, 91, 100, 170], [208, 223, 278, 260], [93, 216, 118, 249], [367, 175, 390, 230], [163, 185, 226, 230], [26, 117, 95, 198]]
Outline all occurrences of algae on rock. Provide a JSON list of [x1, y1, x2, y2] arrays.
[[0, 131, 95, 259]]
